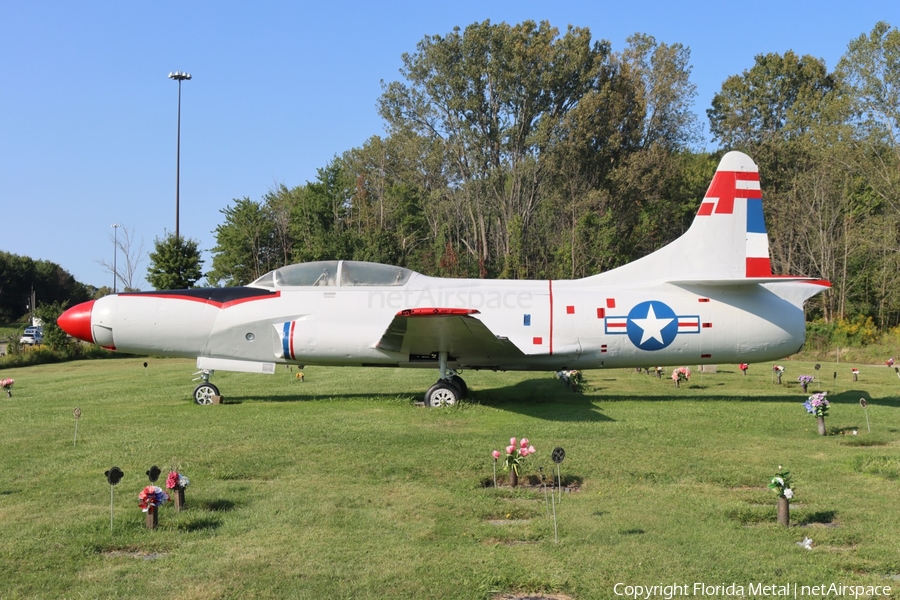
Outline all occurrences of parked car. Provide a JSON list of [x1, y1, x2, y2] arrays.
[[19, 332, 43, 345]]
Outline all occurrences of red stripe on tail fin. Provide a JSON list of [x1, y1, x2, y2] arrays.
[[746, 257, 772, 277], [704, 170, 761, 215]]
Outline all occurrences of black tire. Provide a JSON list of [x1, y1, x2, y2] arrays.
[[449, 375, 468, 398], [194, 383, 219, 405], [424, 381, 460, 407]]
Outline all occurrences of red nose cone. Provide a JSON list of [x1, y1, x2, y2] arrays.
[[58, 300, 95, 343]]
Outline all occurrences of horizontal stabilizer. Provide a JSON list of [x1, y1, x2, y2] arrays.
[[670, 277, 832, 287]]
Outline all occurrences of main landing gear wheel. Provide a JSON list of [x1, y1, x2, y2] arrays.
[[194, 382, 219, 405], [424, 381, 460, 407]]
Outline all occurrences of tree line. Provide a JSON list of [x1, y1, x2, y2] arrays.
[[134, 20, 900, 331], [0, 251, 92, 323]]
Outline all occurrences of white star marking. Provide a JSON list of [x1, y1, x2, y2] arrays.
[[630, 304, 674, 346]]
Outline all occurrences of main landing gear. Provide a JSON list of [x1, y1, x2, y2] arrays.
[[192, 369, 219, 405], [423, 352, 468, 407]]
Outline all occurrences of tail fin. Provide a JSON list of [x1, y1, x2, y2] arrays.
[[592, 151, 817, 286], [692, 151, 771, 279]]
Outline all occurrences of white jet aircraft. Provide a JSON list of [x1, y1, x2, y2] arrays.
[[59, 151, 829, 405]]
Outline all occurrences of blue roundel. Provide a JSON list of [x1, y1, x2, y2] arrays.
[[626, 301, 678, 351]]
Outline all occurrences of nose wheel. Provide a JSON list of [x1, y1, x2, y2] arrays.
[[193, 382, 220, 405], [192, 368, 219, 405]]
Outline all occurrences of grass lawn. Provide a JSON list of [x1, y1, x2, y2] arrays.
[[0, 358, 898, 599]]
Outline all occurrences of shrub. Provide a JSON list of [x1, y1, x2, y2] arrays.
[[805, 319, 836, 351], [834, 315, 879, 346]]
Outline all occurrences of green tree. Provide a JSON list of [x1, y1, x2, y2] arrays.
[[620, 33, 700, 149], [208, 197, 280, 286], [289, 160, 360, 263], [539, 33, 701, 278], [379, 20, 602, 276], [708, 50, 838, 151], [34, 301, 75, 353], [341, 133, 436, 271], [146, 234, 204, 290]]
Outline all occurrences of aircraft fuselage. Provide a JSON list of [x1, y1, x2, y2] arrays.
[[86, 274, 805, 372]]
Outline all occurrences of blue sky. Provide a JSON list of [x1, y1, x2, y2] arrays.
[[2, 1, 896, 291]]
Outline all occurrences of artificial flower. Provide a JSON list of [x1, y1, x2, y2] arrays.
[[138, 486, 169, 512], [498, 437, 536, 475], [768, 467, 794, 500], [165, 471, 190, 490], [803, 392, 829, 417]]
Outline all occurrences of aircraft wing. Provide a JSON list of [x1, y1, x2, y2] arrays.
[[375, 308, 525, 360]]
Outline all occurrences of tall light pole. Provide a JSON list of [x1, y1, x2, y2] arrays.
[[168, 70, 191, 240], [111, 223, 121, 293]]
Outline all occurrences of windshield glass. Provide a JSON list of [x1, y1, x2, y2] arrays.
[[340, 261, 412, 286], [276, 261, 338, 286], [252, 260, 413, 288]]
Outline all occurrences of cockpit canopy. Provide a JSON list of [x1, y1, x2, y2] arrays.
[[250, 260, 413, 288]]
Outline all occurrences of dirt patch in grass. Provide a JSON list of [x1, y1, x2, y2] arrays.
[[487, 519, 531, 525], [101, 549, 168, 560], [492, 594, 575, 600], [482, 538, 540, 546]]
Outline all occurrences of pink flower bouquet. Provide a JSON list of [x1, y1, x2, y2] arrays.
[[492, 437, 536, 476], [166, 471, 190, 490]]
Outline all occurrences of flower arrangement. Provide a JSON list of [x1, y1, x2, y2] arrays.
[[1, 378, 13, 397], [138, 486, 169, 512], [671, 367, 691, 386], [851, 368, 859, 380], [165, 471, 190, 490], [773, 364, 785, 383], [492, 437, 535, 486], [804, 392, 829, 417], [887, 357, 894, 367], [739, 363, 749, 374], [798, 375, 813, 392], [556, 370, 583, 390], [768, 466, 794, 500]]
